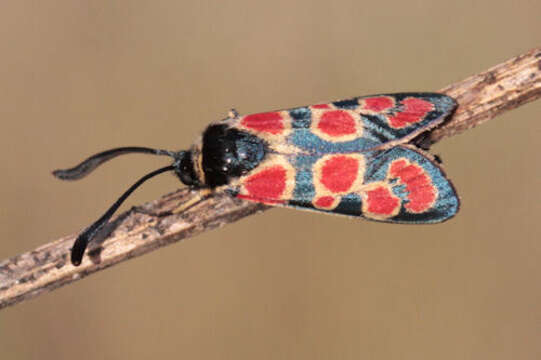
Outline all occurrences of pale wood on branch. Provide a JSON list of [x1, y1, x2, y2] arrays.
[[1, 47, 540, 310]]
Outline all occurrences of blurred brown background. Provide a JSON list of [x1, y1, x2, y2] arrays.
[[1, 1, 540, 359]]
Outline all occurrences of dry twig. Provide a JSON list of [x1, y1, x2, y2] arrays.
[[1, 47, 540, 310]]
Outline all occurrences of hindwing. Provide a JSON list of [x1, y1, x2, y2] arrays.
[[227, 146, 458, 223]]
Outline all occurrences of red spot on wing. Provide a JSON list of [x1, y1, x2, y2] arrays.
[[363, 96, 394, 112], [364, 186, 400, 215], [243, 165, 287, 200], [317, 110, 356, 137], [314, 196, 335, 208], [320, 155, 359, 193], [389, 159, 436, 213], [312, 104, 331, 109], [241, 112, 284, 134], [388, 98, 434, 128]]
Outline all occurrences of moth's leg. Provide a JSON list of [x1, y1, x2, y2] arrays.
[[132, 189, 213, 217], [133, 189, 213, 217], [170, 188, 213, 214], [228, 108, 239, 119], [410, 132, 432, 151]]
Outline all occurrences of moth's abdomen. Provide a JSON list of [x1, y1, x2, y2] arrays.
[[201, 124, 267, 188]]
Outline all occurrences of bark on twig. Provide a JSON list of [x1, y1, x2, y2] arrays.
[[1, 47, 540, 310]]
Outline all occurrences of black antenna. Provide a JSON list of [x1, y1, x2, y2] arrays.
[[52, 147, 176, 181], [70, 165, 176, 266]]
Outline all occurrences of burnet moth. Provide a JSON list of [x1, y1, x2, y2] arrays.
[[54, 93, 459, 266]]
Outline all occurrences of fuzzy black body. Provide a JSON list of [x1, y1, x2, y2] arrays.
[[199, 124, 268, 188]]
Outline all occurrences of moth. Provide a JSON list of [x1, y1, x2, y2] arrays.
[[54, 93, 459, 266]]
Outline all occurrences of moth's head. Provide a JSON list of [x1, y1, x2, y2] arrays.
[[173, 150, 203, 188]]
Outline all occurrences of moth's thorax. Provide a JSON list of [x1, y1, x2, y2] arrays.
[[200, 123, 267, 188]]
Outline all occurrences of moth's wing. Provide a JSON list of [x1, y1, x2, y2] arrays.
[[357, 145, 459, 223], [354, 93, 456, 147], [228, 93, 456, 153], [228, 146, 459, 224]]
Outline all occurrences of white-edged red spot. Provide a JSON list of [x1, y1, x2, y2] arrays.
[[313, 195, 339, 210], [318, 110, 356, 137], [389, 158, 437, 213], [361, 96, 395, 112], [320, 155, 359, 193], [236, 155, 296, 205], [240, 111, 285, 134], [311, 154, 366, 211], [312, 153, 366, 207], [243, 165, 287, 199], [311, 103, 332, 109], [388, 98, 434, 129], [311, 109, 362, 142], [362, 185, 401, 218]]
